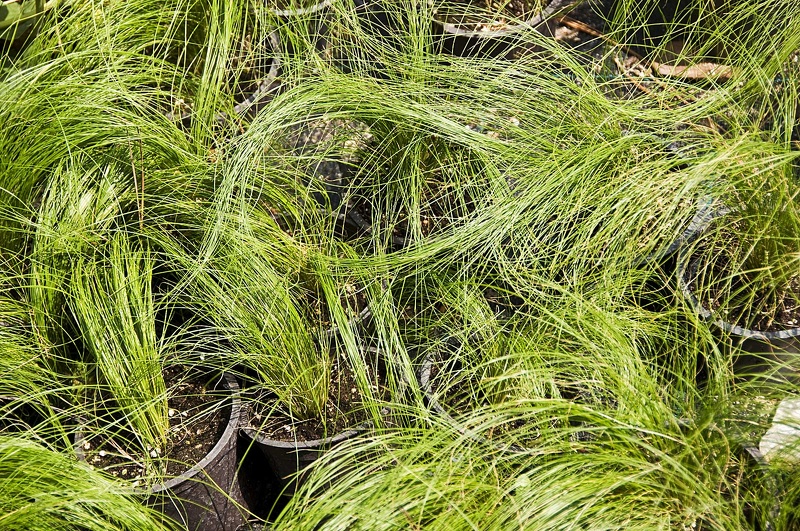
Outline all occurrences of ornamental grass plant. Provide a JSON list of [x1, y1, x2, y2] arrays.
[[0, 0, 799, 528]]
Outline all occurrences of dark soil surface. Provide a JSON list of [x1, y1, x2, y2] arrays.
[[437, 0, 548, 29], [80, 367, 230, 485], [247, 350, 387, 442], [297, 281, 370, 330], [704, 274, 800, 333]]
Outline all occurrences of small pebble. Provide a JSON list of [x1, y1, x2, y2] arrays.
[[98, 450, 106, 457], [150, 450, 158, 458], [83, 442, 91, 450], [168, 408, 176, 417]]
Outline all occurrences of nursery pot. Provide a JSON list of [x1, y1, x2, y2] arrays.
[[678, 253, 800, 361], [636, 195, 720, 267], [231, 31, 282, 118], [268, 0, 333, 18], [266, 0, 333, 58], [75, 373, 247, 530], [337, 0, 408, 78], [240, 347, 386, 496], [432, 0, 578, 58], [240, 423, 365, 496], [353, 0, 405, 44], [147, 373, 248, 531]]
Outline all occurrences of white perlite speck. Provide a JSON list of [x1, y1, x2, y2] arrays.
[[759, 398, 800, 462]]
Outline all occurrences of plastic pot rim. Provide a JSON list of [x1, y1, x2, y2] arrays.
[[418, 351, 526, 453], [166, 30, 282, 123], [240, 423, 367, 450], [150, 372, 243, 494], [239, 345, 386, 449], [677, 238, 800, 343]]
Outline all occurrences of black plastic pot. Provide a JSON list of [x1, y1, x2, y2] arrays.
[[267, 0, 332, 59], [240, 423, 365, 496], [240, 347, 385, 496], [353, 0, 405, 43], [268, 0, 332, 17], [678, 252, 800, 360], [147, 373, 248, 531], [635, 195, 720, 267], [76, 373, 247, 530], [676, 199, 800, 380], [432, 0, 578, 58], [231, 31, 282, 118]]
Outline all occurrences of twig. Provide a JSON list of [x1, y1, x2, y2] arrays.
[[557, 15, 610, 45], [558, 13, 719, 133]]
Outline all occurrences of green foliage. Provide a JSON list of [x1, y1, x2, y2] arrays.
[[0, 435, 172, 531], [0, 0, 56, 40], [0, 0, 800, 528], [70, 233, 169, 452]]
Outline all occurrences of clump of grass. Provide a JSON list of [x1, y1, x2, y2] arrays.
[[682, 137, 800, 332], [70, 232, 169, 453], [176, 227, 330, 421], [272, 398, 776, 530], [0, 435, 171, 531]]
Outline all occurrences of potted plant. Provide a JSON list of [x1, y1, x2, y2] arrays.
[[677, 146, 800, 374], [165, 28, 282, 126], [259, 0, 334, 62], [414, 281, 552, 450], [431, 0, 579, 58], [180, 234, 382, 495], [69, 233, 248, 531], [332, 118, 494, 250]]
